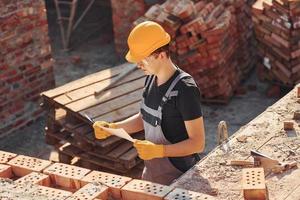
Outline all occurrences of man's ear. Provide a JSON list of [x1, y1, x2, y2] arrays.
[[159, 52, 166, 59]]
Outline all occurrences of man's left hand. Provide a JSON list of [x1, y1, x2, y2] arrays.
[[133, 140, 165, 160]]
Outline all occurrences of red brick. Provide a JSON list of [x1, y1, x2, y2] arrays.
[[33, 185, 73, 199], [43, 163, 90, 190], [0, 164, 13, 178], [292, 49, 300, 59], [165, 188, 216, 200], [0, 150, 17, 164], [67, 183, 108, 200], [242, 168, 267, 200], [7, 155, 52, 177], [15, 172, 51, 186], [81, 170, 132, 199], [121, 179, 173, 200]]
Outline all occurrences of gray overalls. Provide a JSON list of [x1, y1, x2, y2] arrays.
[[140, 71, 195, 185]]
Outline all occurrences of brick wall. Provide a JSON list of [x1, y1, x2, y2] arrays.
[[0, 0, 55, 136], [110, 0, 147, 57]]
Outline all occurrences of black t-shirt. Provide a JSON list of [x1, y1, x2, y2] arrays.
[[143, 69, 203, 172]]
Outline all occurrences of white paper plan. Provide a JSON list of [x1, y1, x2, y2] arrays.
[[100, 126, 135, 142]]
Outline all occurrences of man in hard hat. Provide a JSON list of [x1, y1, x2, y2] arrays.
[[93, 21, 205, 185]]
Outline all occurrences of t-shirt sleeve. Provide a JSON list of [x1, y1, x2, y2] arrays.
[[177, 77, 203, 121]]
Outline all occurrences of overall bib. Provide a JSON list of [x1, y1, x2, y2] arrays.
[[140, 71, 197, 185]]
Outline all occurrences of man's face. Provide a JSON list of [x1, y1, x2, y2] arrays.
[[137, 53, 161, 75]]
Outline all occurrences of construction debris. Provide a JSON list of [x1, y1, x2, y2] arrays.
[[172, 84, 300, 199], [293, 110, 300, 120], [284, 121, 294, 130], [252, 0, 300, 86], [134, 0, 256, 103]]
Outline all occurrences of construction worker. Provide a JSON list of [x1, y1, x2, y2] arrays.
[[93, 21, 205, 185]]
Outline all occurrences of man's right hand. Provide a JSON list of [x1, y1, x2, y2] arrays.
[[93, 121, 117, 139]]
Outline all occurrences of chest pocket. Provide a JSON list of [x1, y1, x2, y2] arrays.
[[161, 90, 181, 117]]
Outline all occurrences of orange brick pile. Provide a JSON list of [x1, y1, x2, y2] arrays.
[[252, 0, 300, 86], [134, 0, 256, 102], [230, 0, 257, 78], [110, 0, 146, 57], [0, 150, 216, 199], [0, 0, 55, 135]]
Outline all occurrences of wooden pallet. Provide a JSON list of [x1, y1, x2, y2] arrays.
[[41, 63, 146, 173], [45, 112, 145, 172]]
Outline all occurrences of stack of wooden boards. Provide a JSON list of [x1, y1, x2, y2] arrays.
[[41, 63, 146, 174], [134, 0, 256, 103], [0, 150, 217, 200], [252, 0, 300, 86]]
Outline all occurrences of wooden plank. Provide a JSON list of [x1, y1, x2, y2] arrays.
[[81, 88, 143, 119], [93, 135, 122, 148], [117, 131, 145, 162], [91, 140, 125, 154], [94, 101, 141, 122], [64, 122, 85, 132], [57, 143, 131, 172], [41, 63, 130, 98], [80, 153, 126, 173], [54, 69, 144, 105], [46, 130, 72, 142], [107, 141, 133, 159], [65, 77, 145, 112], [59, 143, 84, 157], [119, 148, 138, 162], [73, 124, 93, 134]]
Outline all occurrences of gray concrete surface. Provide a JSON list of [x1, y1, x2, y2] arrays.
[[0, 2, 285, 164]]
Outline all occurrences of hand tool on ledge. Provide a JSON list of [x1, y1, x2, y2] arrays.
[[217, 121, 231, 153], [251, 150, 298, 174], [94, 64, 137, 96]]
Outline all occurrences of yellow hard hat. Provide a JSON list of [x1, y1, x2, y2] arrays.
[[126, 21, 171, 63]]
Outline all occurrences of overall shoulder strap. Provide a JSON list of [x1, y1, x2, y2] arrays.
[[161, 72, 191, 104], [144, 75, 155, 95]]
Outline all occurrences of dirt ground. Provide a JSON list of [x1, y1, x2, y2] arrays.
[[0, 2, 286, 168]]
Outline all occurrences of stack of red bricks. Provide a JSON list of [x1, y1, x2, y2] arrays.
[[110, 0, 146, 57], [0, 0, 55, 135], [134, 0, 256, 102], [227, 0, 257, 78], [0, 150, 216, 200], [252, 0, 300, 86]]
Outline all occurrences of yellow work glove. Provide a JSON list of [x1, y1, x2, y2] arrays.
[[93, 121, 117, 139], [133, 140, 165, 160]]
